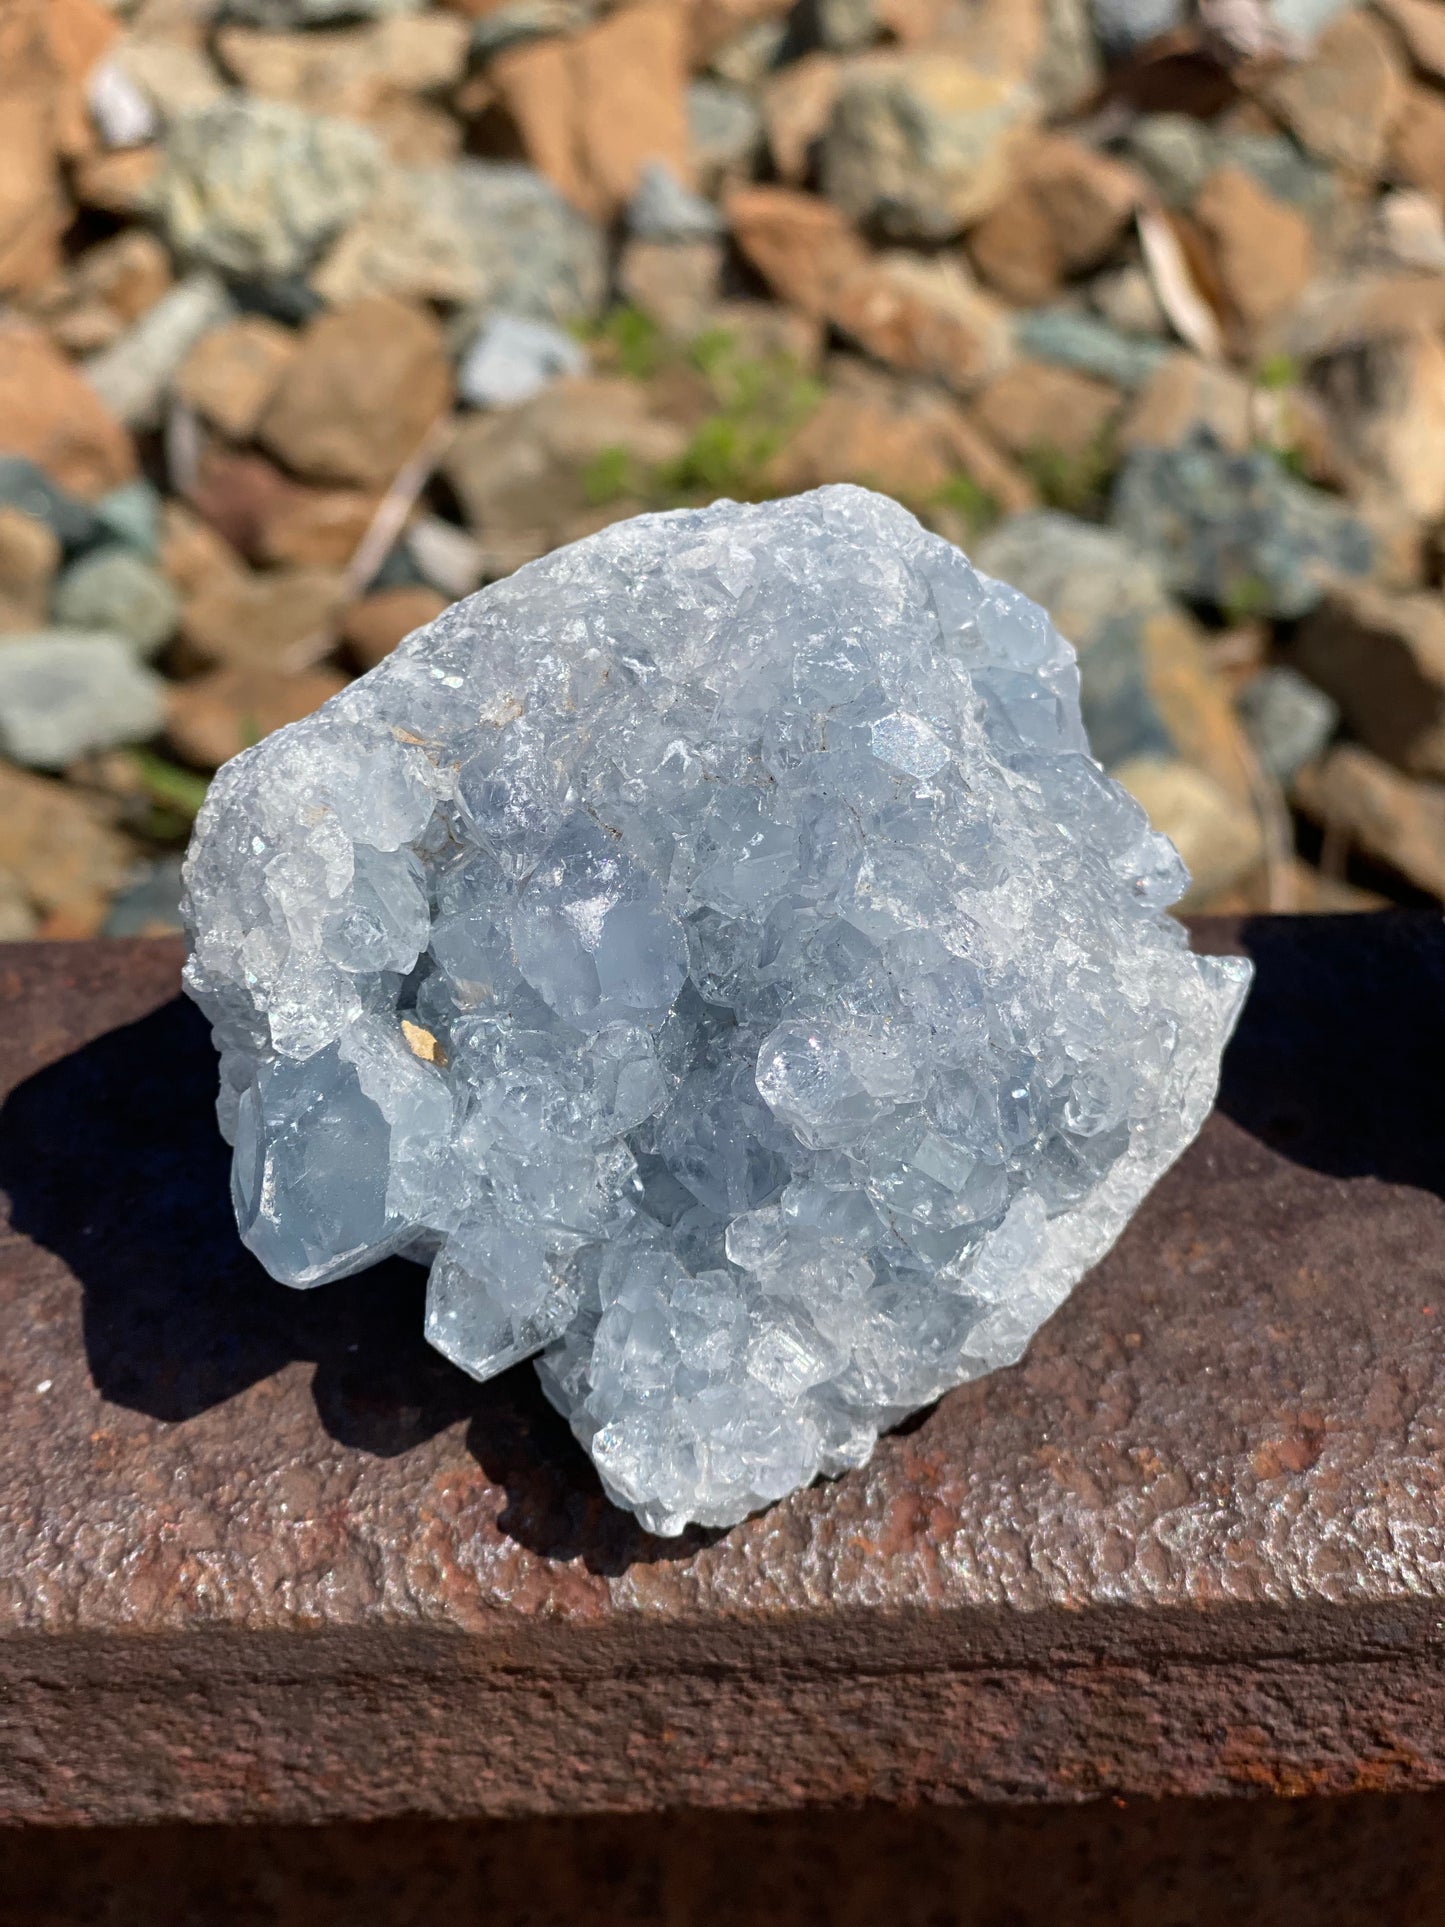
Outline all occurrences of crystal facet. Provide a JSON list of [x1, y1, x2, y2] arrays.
[[183, 486, 1251, 1534]]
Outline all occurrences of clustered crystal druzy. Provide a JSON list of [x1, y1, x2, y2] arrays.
[[183, 487, 1251, 1534]]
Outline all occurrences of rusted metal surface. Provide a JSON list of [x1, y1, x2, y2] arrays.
[[0, 914, 1443, 1827], [10, 1794, 1445, 1927]]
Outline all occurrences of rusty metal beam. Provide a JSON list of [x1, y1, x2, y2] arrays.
[[1, 915, 1444, 1828]]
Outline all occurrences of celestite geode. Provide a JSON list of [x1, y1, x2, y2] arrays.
[[182, 486, 1251, 1534]]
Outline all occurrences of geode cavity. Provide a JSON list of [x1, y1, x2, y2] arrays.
[[182, 486, 1250, 1534]]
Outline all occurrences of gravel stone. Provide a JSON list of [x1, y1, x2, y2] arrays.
[[0, 631, 166, 768]]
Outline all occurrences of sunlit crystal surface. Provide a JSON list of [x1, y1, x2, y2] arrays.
[[183, 486, 1251, 1534]]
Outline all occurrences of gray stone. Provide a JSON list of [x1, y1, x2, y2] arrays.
[[93, 480, 163, 557], [1090, 0, 1186, 54], [150, 98, 385, 282], [1036, 0, 1106, 115], [1112, 429, 1374, 619], [470, 0, 590, 60], [1126, 113, 1213, 208], [688, 80, 764, 186], [102, 857, 187, 937], [978, 512, 1266, 898], [182, 484, 1249, 1535], [458, 313, 587, 411], [1014, 309, 1170, 391], [1089, 264, 1169, 338], [708, 15, 788, 84], [52, 547, 179, 660], [0, 460, 99, 554], [0, 632, 166, 768], [813, 0, 878, 51], [822, 56, 1038, 242], [404, 516, 484, 598], [627, 162, 725, 243], [1212, 131, 1337, 221], [1236, 665, 1339, 781], [83, 274, 235, 430], [313, 161, 605, 321], [1270, 0, 1359, 43]]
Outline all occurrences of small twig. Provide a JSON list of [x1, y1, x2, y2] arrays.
[[343, 414, 456, 605], [1137, 203, 1225, 363], [280, 413, 456, 675], [165, 397, 202, 501]]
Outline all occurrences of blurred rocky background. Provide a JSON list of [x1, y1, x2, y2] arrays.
[[3, 0, 1445, 938]]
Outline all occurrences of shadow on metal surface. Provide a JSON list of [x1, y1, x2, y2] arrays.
[[1210, 912, 1445, 1200], [4, 1790, 1444, 1926], [0, 991, 706, 1572], [2, 911, 1441, 1578]]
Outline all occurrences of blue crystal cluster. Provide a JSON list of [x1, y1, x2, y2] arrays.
[[183, 487, 1250, 1533]]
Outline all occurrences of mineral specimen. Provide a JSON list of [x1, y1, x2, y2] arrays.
[[183, 486, 1251, 1535]]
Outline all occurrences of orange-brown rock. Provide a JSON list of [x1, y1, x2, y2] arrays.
[[1291, 580, 1445, 780], [725, 185, 870, 320], [1194, 166, 1315, 340], [766, 371, 1034, 516], [215, 15, 469, 122], [342, 586, 449, 670], [707, 299, 825, 371], [254, 485, 381, 571], [619, 239, 723, 339], [75, 228, 173, 325], [257, 298, 453, 490], [184, 446, 380, 573], [0, 320, 136, 498], [0, 1, 68, 296], [491, 1, 692, 219], [577, 2, 692, 212], [1261, 9, 1406, 175], [179, 567, 349, 673], [165, 664, 351, 769], [45, 0, 117, 80], [1116, 353, 1254, 456], [187, 448, 298, 560], [70, 145, 160, 214], [1293, 743, 1445, 899], [175, 317, 302, 443], [1374, 0, 1445, 81], [727, 187, 1011, 393], [1390, 81, 1445, 203], [0, 759, 133, 919], [971, 361, 1122, 461], [487, 39, 588, 210], [829, 251, 1012, 394], [1315, 328, 1445, 524], [158, 501, 246, 601], [213, 15, 464, 161], [362, 97, 462, 167], [0, 508, 61, 633], [26, 229, 174, 357], [968, 134, 1140, 306], [442, 377, 689, 574]]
